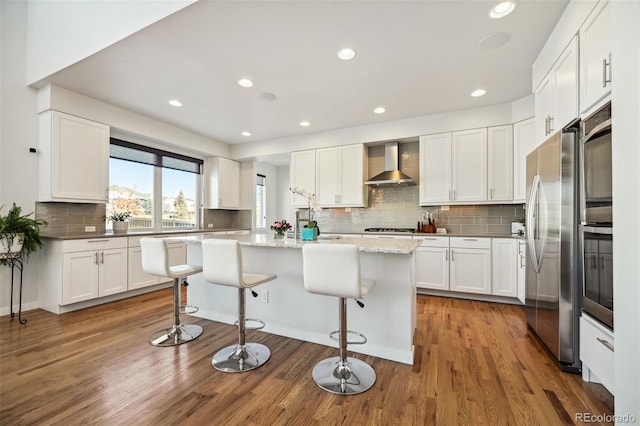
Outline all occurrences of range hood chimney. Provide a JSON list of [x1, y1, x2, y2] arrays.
[[365, 142, 415, 186]]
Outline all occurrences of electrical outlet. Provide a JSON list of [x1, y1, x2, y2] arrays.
[[440, 206, 450, 211], [261, 290, 269, 303], [85, 226, 96, 232], [207, 223, 213, 228]]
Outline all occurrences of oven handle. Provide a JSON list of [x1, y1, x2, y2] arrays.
[[583, 119, 611, 143], [582, 226, 613, 235]]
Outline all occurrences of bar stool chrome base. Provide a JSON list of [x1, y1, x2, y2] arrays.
[[212, 343, 271, 372], [312, 356, 376, 395], [149, 324, 203, 347]]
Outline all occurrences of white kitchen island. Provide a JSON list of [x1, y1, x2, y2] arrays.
[[172, 233, 419, 365]]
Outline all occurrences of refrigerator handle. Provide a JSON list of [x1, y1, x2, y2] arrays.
[[526, 174, 541, 272]]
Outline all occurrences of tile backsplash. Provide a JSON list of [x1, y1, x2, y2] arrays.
[[36, 202, 107, 237], [36, 202, 252, 237], [313, 186, 524, 234]]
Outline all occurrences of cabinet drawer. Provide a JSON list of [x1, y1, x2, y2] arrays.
[[580, 314, 614, 393], [63, 238, 127, 253], [414, 236, 449, 247], [449, 237, 491, 249]]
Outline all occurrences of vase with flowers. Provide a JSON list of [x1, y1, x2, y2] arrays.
[[270, 219, 292, 238], [290, 187, 322, 240]]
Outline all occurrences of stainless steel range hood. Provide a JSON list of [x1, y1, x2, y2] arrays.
[[365, 142, 415, 186]]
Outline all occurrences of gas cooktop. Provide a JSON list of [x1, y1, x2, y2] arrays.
[[364, 227, 415, 233]]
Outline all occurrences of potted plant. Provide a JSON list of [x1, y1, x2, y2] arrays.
[[108, 211, 131, 234], [270, 219, 292, 238], [0, 203, 47, 263]]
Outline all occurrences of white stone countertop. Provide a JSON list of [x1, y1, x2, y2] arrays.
[[162, 233, 421, 255]]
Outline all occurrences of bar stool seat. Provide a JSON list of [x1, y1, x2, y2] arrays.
[[302, 243, 376, 395], [140, 237, 203, 347], [202, 239, 276, 372]]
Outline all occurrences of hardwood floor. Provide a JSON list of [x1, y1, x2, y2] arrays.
[[1, 289, 613, 425]]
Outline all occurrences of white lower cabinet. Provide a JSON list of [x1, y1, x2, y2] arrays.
[[517, 240, 526, 304], [61, 238, 128, 305], [415, 236, 450, 290], [580, 313, 614, 394], [128, 236, 161, 290], [491, 238, 518, 298], [449, 237, 491, 295]]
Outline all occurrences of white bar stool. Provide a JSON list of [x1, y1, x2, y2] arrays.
[[140, 237, 203, 347], [201, 239, 276, 372], [302, 243, 376, 395]]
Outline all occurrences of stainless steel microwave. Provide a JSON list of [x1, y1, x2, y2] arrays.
[[580, 102, 612, 224]]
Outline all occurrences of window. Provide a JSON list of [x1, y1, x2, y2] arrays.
[[108, 139, 202, 231], [256, 174, 266, 229]]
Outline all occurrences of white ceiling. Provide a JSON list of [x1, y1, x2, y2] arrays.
[[34, 0, 568, 147]]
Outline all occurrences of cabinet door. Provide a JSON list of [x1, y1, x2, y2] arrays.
[[290, 150, 316, 207], [204, 157, 239, 209], [218, 157, 240, 209], [338, 145, 366, 207], [99, 248, 128, 296], [513, 118, 536, 202], [451, 129, 487, 202], [553, 36, 579, 129], [517, 240, 526, 304], [534, 73, 554, 145], [491, 239, 518, 297], [62, 251, 99, 304], [580, 0, 611, 114], [42, 111, 110, 202], [449, 248, 491, 294], [487, 125, 513, 202], [316, 147, 339, 206], [128, 246, 161, 290], [416, 247, 449, 290], [419, 133, 451, 204]]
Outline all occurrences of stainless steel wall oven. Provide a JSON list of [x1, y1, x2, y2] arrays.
[[580, 102, 613, 330]]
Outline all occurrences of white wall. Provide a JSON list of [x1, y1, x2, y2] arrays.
[[611, 0, 640, 417], [0, 1, 41, 315], [255, 162, 277, 229], [276, 166, 292, 224], [26, 0, 195, 85], [230, 102, 514, 161]]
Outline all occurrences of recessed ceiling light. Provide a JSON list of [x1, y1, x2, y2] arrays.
[[299, 121, 310, 127], [241, 131, 251, 137], [168, 99, 182, 107], [490, 1, 517, 19], [238, 78, 254, 88], [373, 107, 386, 114], [471, 89, 487, 97], [337, 48, 357, 60]]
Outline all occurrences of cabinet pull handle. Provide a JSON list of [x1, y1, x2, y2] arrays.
[[101, 252, 105, 264], [448, 189, 451, 201], [463, 238, 477, 241], [591, 254, 597, 269], [548, 116, 554, 134], [520, 255, 525, 268], [88, 240, 107, 243], [544, 117, 549, 136], [453, 190, 456, 200], [602, 55, 612, 87], [600, 255, 605, 270], [94, 252, 99, 265], [445, 250, 449, 261], [596, 337, 614, 352], [451, 250, 454, 261], [489, 188, 493, 200]]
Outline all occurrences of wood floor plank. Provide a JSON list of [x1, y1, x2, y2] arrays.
[[0, 290, 613, 425]]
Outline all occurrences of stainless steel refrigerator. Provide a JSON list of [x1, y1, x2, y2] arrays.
[[525, 125, 581, 373]]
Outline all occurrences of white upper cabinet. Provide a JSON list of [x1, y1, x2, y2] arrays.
[[38, 110, 110, 203], [580, 0, 611, 115], [204, 156, 240, 209], [316, 144, 367, 207], [487, 125, 513, 202], [451, 128, 487, 203], [419, 133, 451, 204], [420, 128, 501, 205], [534, 36, 579, 145], [290, 150, 316, 207], [513, 118, 536, 203]]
